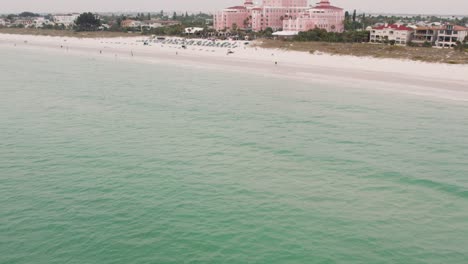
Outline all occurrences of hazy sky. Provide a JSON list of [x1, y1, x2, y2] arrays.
[[1, 0, 468, 15]]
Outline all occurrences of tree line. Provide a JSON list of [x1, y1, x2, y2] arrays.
[[294, 28, 370, 43]]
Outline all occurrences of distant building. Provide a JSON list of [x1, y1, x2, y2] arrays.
[[99, 24, 110, 30], [53, 14, 80, 27], [158, 20, 181, 27], [13, 19, 35, 28], [214, 0, 311, 32], [0, 18, 8, 26], [214, 0, 343, 33], [435, 24, 468, 48], [283, 0, 345, 33], [121, 19, 143, 28], [143, 20, 163, 29], [369, 24, 414, 45], [33, 17, 54, 28]]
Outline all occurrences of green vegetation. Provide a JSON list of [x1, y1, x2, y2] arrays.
[[294, 28, 370, 43], [142, 25, 185, 36], [344, 10, 364, 31], [18, 12, 40, 17], [455, 36, 468, 52], [75, 12, 101, 32], [258, 39, 468, 64]]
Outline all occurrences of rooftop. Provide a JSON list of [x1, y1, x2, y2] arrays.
[[373, 24, 413, 31]]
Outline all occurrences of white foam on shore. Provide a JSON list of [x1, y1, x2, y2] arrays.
[[1, 33, 467, 102]]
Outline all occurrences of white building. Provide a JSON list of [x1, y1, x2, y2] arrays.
[[33, 17, 54, 28], [121, 19, 143, 28], [143, 20, 163, 29], [13, 19, 35, 28], [53, 14, 80, 27], [369, 24, 414, 46], [435, 24, 468, 48]]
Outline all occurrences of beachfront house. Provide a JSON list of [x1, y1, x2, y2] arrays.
[[283, 0, 345, 33], [435, 24, 468, 48], [412, 27, 440, 46], [369, 24, 414, 45], [53, 14, 80, 27]]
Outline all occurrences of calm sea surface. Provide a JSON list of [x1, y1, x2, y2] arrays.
[[1, 48, 468, 263]]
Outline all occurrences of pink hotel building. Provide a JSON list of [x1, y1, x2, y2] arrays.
[[214, 0, 344, 33]]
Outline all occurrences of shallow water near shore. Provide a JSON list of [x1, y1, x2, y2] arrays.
[[1, 48, 468, 263]]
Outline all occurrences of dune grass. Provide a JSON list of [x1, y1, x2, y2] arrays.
[[258, 39, 468, 64]]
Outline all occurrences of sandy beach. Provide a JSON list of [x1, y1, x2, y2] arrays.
[[1, 33, 467, 101]]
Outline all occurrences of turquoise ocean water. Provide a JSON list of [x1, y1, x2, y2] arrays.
[[1, 48, 468, 263]]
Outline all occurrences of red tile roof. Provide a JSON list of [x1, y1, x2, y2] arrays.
[[453, 25, 468, 31], [373, 24, 413, 31], [227, 6, 247, 10], [313, 0, 343, 10]]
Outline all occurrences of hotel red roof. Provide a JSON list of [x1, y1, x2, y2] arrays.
[[227, 6, 247, 10], [373, 24, 413, 31]]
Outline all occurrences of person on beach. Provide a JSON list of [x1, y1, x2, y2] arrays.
[[100, 50, 102, 54], [131, 51, 133, 56], [275, 61, 278, 66]]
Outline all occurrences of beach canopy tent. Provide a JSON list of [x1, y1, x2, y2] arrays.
[[272, 31, 299, 39], [272, 31, 299, 36], [185, 27, 204, 34]]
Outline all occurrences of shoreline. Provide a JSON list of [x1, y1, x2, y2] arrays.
[[1, 33, 468, 101]]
